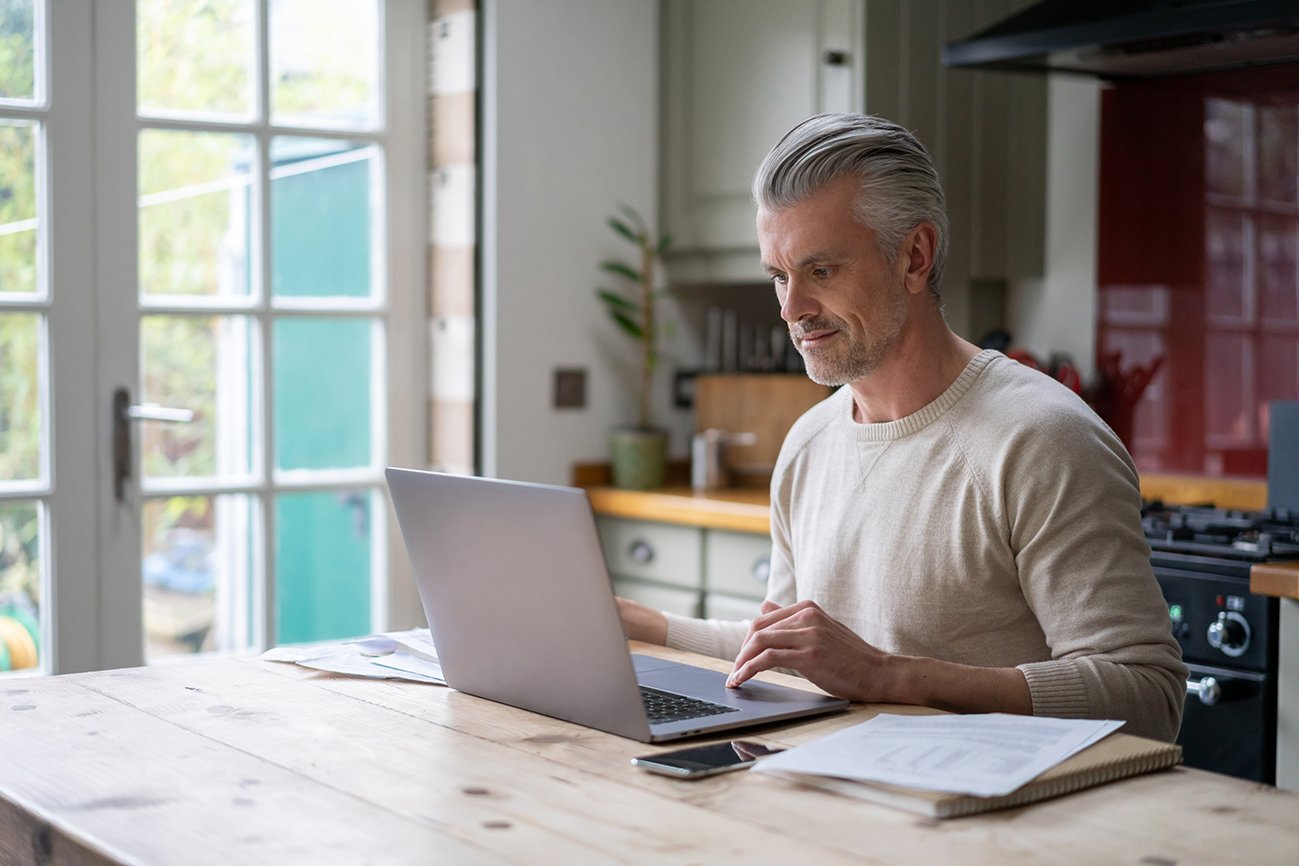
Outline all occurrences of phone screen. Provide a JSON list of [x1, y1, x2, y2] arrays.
[[631, 740, 785, 778]]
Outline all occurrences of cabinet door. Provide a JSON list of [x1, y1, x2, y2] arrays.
[[662, 0, 863, 281], [613, 579, 702, 619], [705, 530, 772, 601], [597, 517, 703, 589], [704, 593, 763, 621]]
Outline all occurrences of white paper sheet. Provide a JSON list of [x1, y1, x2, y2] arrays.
[[755, 713, 1124, 797], [261, 628, 445, 685]]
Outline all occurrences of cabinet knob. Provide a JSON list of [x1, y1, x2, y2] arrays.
[[628, 539, 655, 564], [822, 50, 849, 67]]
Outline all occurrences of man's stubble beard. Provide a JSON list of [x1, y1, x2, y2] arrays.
[[793, 274, 910, 387]]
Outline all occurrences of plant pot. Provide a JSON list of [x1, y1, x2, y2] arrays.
[[609, 427, 668, 490]]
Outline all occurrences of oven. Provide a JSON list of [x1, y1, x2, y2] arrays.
[[1144, 505, 1296, 785]]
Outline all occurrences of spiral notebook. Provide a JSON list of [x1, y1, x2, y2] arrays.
[[759, 730, 1182, 819]]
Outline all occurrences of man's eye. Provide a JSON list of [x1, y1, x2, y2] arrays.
[[770, 274, 787, 286], [812, 267, 831, 278]]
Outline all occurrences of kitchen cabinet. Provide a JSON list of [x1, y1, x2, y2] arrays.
[[661, 0, 864, 284], [660, 0, 1048, 335], [597, 516, 771, 621]]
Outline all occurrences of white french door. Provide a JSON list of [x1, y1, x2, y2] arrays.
[[0, 0, 425, 675]]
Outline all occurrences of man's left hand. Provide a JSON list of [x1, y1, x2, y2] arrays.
[[727, 599, 894, 701]]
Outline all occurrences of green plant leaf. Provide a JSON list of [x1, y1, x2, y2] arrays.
[[617, 205, 646, 237], [611, 310, 644, 339], [607, 216, 637, 244], [655, 232, 672, 255], [597, 288, 638, 311], [601, 260, 642, 282]]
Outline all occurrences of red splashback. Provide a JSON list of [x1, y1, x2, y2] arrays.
[[1097, 66, 1299, 479]]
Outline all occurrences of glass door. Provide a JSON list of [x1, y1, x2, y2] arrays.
[[0, 0, 423, 675]]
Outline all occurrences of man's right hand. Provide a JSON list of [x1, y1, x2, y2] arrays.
[[615, 597, 668, 645]]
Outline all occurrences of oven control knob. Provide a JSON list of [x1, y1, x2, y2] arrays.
[[1187, 676, 1221, 706], [1206, 611, 1251, 658]]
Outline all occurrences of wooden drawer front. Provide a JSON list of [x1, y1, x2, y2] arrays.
[[703, 593, 763, 621], [705, 530, 771, 600], [598, 517, 702, 589], [613, 579, 702, 619]]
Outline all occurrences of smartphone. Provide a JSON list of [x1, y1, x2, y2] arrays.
[[630, 740, 785, 779]]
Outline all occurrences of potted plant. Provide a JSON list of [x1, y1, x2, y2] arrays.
[[596, 206, 671, 490]]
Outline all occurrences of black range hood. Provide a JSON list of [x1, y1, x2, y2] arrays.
[[943, 0, 1299, 80]]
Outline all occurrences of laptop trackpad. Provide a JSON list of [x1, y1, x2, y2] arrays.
[[633, 654, 803, 705]]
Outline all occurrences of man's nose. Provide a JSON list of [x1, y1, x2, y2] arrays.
[[779, 276, 817, 323]]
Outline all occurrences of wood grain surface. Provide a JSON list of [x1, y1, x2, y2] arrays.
[[1, 644, 1296, 865]]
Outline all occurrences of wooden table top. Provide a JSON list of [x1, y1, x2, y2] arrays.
[[2, 643, 1297, 865]]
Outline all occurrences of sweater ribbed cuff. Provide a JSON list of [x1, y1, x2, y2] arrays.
[[1019, 659, 1090, 718], [664, 612, 724, 659]]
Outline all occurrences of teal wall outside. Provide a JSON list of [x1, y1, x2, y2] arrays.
[[269, 140, 376, 643], [271, 140, 372, 299], [275, 490, 371, 644]]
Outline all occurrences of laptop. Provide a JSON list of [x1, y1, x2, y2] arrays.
[[385, 468, 848, 742]]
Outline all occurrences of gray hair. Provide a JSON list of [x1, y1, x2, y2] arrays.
[[752, 113, 949, 296]]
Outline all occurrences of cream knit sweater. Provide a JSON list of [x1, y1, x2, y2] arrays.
[[665, 350, 1187, 742]]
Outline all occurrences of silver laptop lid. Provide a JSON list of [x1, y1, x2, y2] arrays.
[[385, 468, 653, 741]]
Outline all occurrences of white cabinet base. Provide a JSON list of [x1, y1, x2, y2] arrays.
[[1278, 598, 1298, 793]]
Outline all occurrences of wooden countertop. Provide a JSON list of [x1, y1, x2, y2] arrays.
[[587, 475, 1299, 600], [586, 485, 771, 534], [3, 644, 1297, 864], [1253, 561, 1299, 602]]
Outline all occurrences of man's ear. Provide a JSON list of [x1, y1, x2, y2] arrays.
[[899, 222, 937, 296]]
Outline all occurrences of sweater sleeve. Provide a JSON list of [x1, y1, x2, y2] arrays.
[[1000, 408, 1187, 742], [662, 463, 797, 662], [663, 613, 751, 660]]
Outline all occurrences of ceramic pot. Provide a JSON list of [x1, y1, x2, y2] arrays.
[[609, 427, 668, 490]]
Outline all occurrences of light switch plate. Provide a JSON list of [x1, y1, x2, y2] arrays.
[[553, 368, 587, 409]]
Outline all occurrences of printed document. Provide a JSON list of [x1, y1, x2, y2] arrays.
[[756, 713, 1124, 797]]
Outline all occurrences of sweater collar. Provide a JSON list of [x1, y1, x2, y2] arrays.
[[839, 349, 1000, 442]]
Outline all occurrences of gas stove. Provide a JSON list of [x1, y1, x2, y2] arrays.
[[1141, 502, 1299, 562], [1139, 501, 1287, 784]]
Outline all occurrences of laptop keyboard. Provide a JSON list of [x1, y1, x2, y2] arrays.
[[640, 686, 741, 725]]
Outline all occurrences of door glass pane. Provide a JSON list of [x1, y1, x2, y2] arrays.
[[1205, 332, 1251, 443], [271, 137, 376, 300], [0, 120, 38, 298], [144, 493, 255, 661], [137, 0, 255, 120], [0, 0, 36, 103], [1206, 209, 1247, 322], [1259, 104, 1298, 205], [1205, 98, 1250, 200], [141, 315, 256, 480], [273, 316, 374, 471], [0, 499, 41, 672], [270, 0, 379, 130], [0, 313, 42, 482], [275, 488, 371, 643], [139, 129, 254, 299]]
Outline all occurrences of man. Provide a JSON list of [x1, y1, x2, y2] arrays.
[[619, 113, 1186, 742]]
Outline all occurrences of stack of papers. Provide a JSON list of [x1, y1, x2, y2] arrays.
[[261, 627, 445, 685], [750, 713, 1187, 819], [756, 713, 1123, 797]]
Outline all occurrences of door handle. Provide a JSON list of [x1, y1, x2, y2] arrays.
[[112, 387, 195, 502]]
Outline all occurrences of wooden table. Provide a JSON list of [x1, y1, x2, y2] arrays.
[[3, 644, 1298, 865]]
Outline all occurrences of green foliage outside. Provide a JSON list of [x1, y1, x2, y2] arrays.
[[0, 3, 41, 664]]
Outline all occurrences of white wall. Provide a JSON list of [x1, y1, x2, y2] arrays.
[[1007, 75, 1102, 381], [481, 0, 692, 484]]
